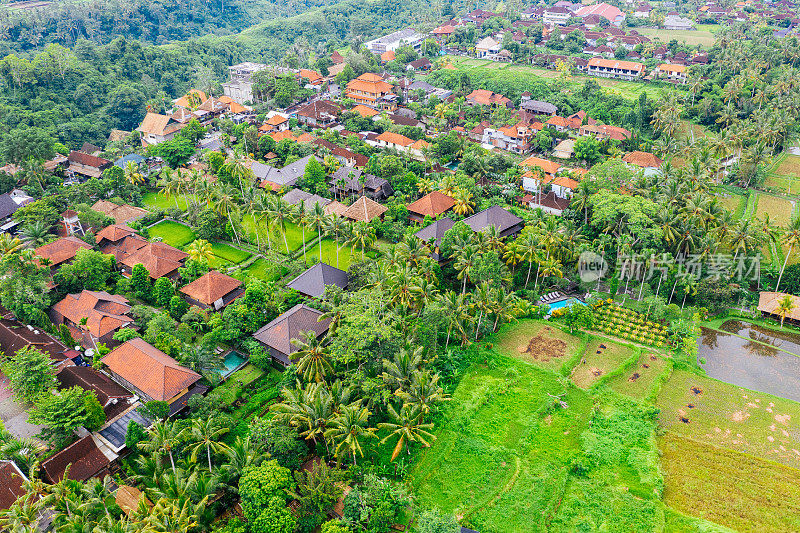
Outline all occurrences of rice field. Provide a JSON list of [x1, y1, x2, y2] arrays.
[[607, 353, 669, 399], [241, 214, 314, 253], [239, 257, 287, 283], [637, 28, 717, 47], [570, 338, 636, 389], [753, 193, 795, 227], [494, 320, 585, 373], [142, 191, 197, 211]]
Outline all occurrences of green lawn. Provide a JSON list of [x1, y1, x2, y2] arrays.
[[214, 363, 265, 406], [147, 221, 196, 247], [241, 214, 313, 253], [239, 257, 287, 283], [302, 238, 378, 271], [142, 191, 197, 211], [637, 27, 717, 47], [207, 242, 252, 269]]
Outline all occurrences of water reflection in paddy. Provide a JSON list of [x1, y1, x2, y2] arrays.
[[698, 323, 800, 403]]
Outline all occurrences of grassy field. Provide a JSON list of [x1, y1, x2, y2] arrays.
[[660, 432, 800, 532], [637, 28, 717, 47], [443, 55, 670, 101], [208, 242, 252, 269], [142, 191, 196, 211], [241, 214, 313, 253], [409, 358, 594, 532], [715, 191, 746, 216], [656, 369, 800, 469], [494, 319, 585, 373], [765, 154, 800, 194], [570, 338, 636, 389], [607, 353, 669, 399], [302, 238, 375, 271], [147, 221, 196, 247], [753, 193, 795, 227], [239, 257, 287, 283], [215, 363, 264, 405]]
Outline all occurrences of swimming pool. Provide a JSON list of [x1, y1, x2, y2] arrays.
[[547, 298, 586, 311], [221, 351, 247, 379]]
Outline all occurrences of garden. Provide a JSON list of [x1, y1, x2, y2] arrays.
[[146, 220, 197, 247], [592, 301, 668, 347]]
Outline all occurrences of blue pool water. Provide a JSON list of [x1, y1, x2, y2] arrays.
[[221, 351, 246, 378], [547, 298, 586, 311]]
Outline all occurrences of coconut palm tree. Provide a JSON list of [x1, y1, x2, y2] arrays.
[[396, 371, 449, 415], [185, 239, 213, 264], [777, 294, 796, 328], [19, 221, 52, 248], [306, 202, 328, 262], [378, 403, 436, 461], [0, 233, 22, 256], [254, 193, 274, 251], [347, 221, 376, 260], [291, 330, 334, 383], [213, 183, 241, 244], [325, 215, 347, 268], [269, 196, 293, 255], [324, 404, 375, 466], [187, 418, 229, 472], [437, 291, 472, 348], [138, 420, 183, 477], [776, 215, 800, 292], [157, 168, 181, 210], [453, 243, 478, 294], [124, 160, 145, 186], [381, 346, 423, 392], [452, 188, 474, 216], [471, 282, 495, 341]]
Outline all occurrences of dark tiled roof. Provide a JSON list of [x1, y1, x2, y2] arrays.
[[0, 314, 68, 361], [0, 461, 27, 510], [286, 263, 349, 298], [98, 408, 150, 450], [520, 100, 557, 114], [0, 194, 20, 220], [57, 366, 133, 418], [41, 435, 110, 484], [462, 206, 524, 234], [253, 304, 331, 363], [254, 155, 313, 187], [414, 217, 455, 248], [282, 189, 331, 212]]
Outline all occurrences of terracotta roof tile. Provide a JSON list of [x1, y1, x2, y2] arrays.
[[52, 290, 133, 339], [35, 236, 92, 266], [407, 191, 455, 217], [179, 270, 242, 306], [120, 242, 188, 279], [622, 151, 663, 168], [0, 461, 26, 510], [102, 338, 200, 402], [376, 132, 414, 147], [91, 201, 148, 224]]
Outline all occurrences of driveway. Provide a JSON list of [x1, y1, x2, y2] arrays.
[[0, 370, 46, 440]]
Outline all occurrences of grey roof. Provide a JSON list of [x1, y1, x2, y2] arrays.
[[282, 188, 331, 212], [286, 262, 349, 298], [330, 166, 390, 194], [253, 304, 331, 363], [367, 28, 422, 46], [253, 155, 314, 186], [462, 206, 524, 234], [114, 153, 146, 168], [408, 80, 436, 93], [521, 100, 557, 114], [98, 408, 151, 450], [414, 217, 455, 249], [0, 194, 19, 220]]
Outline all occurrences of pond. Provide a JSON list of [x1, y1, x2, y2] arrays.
[[697, 323, 800, 403]]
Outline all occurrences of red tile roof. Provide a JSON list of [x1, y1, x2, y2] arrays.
[[407, 191, 456, 218], [623, 151, 663, 168], [102, 338, 200, 402], [120, 242, 188, 279], [179, 270, 242, 306], [35, 236, 92, 266], [41, 435, 110, 484]]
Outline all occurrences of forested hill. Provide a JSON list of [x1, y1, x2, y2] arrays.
[[232, 0, 442, 60], [0, 0, 347, 53]]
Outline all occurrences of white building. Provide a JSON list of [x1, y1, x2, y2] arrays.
[[543, 6, 572, 25], [663, 13, 695, 30], [222, 62, 269, 104], [475, 37, 502, 60], [366, 28, 425, 54]]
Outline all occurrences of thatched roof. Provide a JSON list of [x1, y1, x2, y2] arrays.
[[758, 292, 800, 321]]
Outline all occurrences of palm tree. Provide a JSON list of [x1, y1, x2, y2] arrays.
[[777, 294, 796, 328], [453, 243, 478, 294], [324, 403, 375, 466], [348, 221, 376, 260], [293, 202, 308, 263], [291, 330, 334, 383], [307, 203, 328, 262], [124, 160, 145, 186], [222, 152, 254, 196], [378, 403, 436, 461], [138, 420, 183, 477], [452, 188, 474, 216], [325, 215, 347, 268], [381, 346, 423, 392], [0, 234, 22, 256], [518, 229, 541, 288], [437, 291, 472, 348], [188, 418, 229, 472], [269, 196, 294, 255], [776, 215, 800, 292], [471, 282, 495, 341], [223, 436, 263, 483], [185, 239, 213, 263], [396, 371, 449, 415], [213, 183, 241, 244], [19, 221, 52, 248], [157, 168, 181, 210], [254, 193, 274, 251]]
